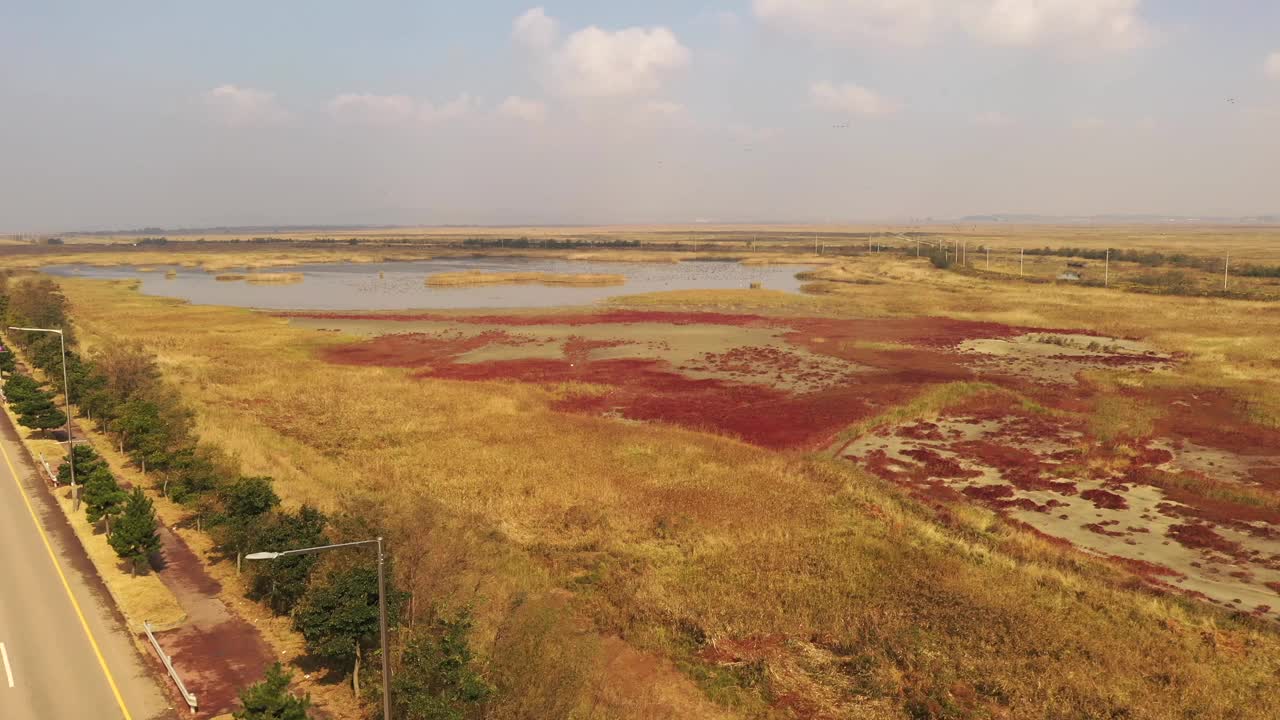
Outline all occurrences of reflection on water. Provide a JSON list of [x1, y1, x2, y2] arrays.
[[43, 258, 812, 310]]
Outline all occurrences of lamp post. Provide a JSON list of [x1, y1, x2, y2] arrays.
[[246, 538, 391, 720], [8, 326, 77, 509]]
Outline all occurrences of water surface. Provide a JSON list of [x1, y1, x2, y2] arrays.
[[44, 257, 811, 311]]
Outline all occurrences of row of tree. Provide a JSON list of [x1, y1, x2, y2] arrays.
[[1022, 245, 1280, 278], [0, 275, 490, 720]]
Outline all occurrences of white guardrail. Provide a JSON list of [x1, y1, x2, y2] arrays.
[[143, 621, 198, 714]]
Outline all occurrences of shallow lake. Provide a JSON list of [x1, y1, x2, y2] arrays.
[[43, 258, 812, 311]]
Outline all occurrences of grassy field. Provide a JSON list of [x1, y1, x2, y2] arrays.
[[36, 225, 1280, 719]]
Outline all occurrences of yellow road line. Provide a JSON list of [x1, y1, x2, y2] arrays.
[[0, 434, 134, 720]]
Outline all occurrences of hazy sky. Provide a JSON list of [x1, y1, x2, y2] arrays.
[[3, 1, 1279, 231]]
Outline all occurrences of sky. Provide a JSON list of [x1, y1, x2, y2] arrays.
[[2, 1, 1279, 231]]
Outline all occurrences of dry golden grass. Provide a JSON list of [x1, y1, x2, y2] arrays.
[[51, 269, 1280, 720], [425, 271, 625, 287]]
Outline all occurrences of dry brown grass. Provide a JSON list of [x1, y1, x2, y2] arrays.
[[51, 269, 1280, 720]]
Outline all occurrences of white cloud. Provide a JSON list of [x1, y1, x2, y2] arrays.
[[755, 0, 940, 46], [551, 25, 691, 98], [329, 93, 417, 126], [420, 94, 474, 124], [498, 96, 548, 123], [973, 110, 1013, 127], [974, 0, 1148, 49], [643, 100, 687, 120], [1266, 51, 1280, 79], [513, 7, 559, 51], [753, 0, 1149, 50], [328, 93, 473, 127], [513, 10, 690, 99], [728, 124, 781, 144], [203, 85, 289, 127], [811, 81, 898, 116]]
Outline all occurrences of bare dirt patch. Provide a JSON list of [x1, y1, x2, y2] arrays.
[[958, 333, 1172, 383], [842, 409, 1280, 620]]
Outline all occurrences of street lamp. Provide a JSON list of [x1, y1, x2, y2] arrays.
[[8, 326, 77, 509], [245, 537, 391, 720]]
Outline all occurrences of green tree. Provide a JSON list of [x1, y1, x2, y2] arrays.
[[16, 386, 66, 435], [294, 564, 403, 698], [4, 278, 71, 345], [92, 341, 161, 403], [61, 352, 105, 408], [247, 505, 328, 615], [0, 345, 15, 375], [215, 476, 280, 573], [57, 444, 105, 486], [112, 398, 177, 471], [164, 443, 235, 504], [109, 488, 162, 574], [392, 609, 492, 720], [83, 466, 127, 535], [3, 373, 40, 405], [233, 663, 312, 720]]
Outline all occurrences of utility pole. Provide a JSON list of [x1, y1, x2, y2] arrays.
[[247, 538, 393, 720], [8, 326, 77, 509], [986, 246, 990, 270], [1105, 249, 1110, 287], [1224, 252, 1230, 292], [1020, 248, 1024, 277]]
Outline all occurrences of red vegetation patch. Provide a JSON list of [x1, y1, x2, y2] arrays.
[[962, 483, 1015, 501], [317, 313, 1030, 449], [1167, 523, 1243, 555], [1108, 556, 1185, 581], [1081, 488, 1129, 510], [1151, 387, 1280, 456], [961, 483, 1050, 512], [681, 345, 848, 389], [1126, 467, 1280, 526], [284, 309, 779, 328], [897, 421, 945, 440], [562, 335, 626, 364], [1247, 465, 1280, 491], [1132, 445, 1174, 466], [901, 448, 982, 480], [1084, 522, 1126, 537], [323, 330, 510, 367], [949, 440, 1067, 491]]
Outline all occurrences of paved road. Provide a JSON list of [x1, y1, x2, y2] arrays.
[[0, 416, 175, 720]]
